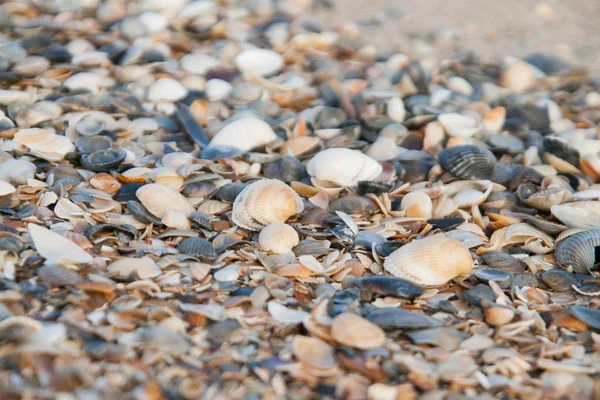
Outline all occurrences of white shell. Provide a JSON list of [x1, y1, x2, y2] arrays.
[[0, 180, 15, 196], [108, 257, 161, 279], [400, 192, 432, 219], [438, 113, 481, 138], [63, 72, 115, 93], [208, 117, 277, 152], [147, 78, 188, 102], [306, 148, 382, 187], [136, 183, 194, 218], [386, 96, 406, 123], [205, 79, 232, 101], [235, 48, 284, 77], [259, 222, 300, 254], [181, 52, 220, 75], [14, 128, 75, 162], [28, 223, 93, 266]]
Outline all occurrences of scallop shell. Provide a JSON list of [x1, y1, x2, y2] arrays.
[[232, 179, 304, 231], [28, 223, 93, 266], [383, 234, 472, 286], [400, 192, 432, 219], [555, 230, 600, 274], [306, 148, 382, 187], [437, 145, 497, 180], [258, 222, 300, 254], [207, 118, 277, 152], [234, 48, 284, 77], [331, 313, 386, 350], [136, 183, 194, 219]]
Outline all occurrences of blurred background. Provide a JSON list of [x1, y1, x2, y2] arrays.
[[315, 0, 600, 76]]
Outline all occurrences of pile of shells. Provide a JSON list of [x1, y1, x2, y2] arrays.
[[0, 0, 599, 399]]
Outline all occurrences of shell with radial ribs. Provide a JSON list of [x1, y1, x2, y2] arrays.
[[135, 183, 194, 219], [306, 148, 382, 187], [259, 222, 300, 254], [207, 117, 277, 152], [232, 179, 304, 231], [384, 233, 472, 286]]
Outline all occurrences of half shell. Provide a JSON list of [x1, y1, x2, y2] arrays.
[[437, 145, 497, 180], [136, 184, 194, 218], [258, 222, 300, 254], [207, 118, 277, 152], [28, 223, 93, 266], [555, 230, 600, 274], [306, 148, 382, 187]]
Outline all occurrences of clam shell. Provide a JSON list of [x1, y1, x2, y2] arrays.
[[383, 234, 472, 286], [232, 179, 304, 231], [542, 136, 580, 167], [37, 264, 84, 286], [234, 48, 284, 77], [258, 222, 299, 254], [28, 223, 93, 266], [438, 113, 481, 138], [292, 336, 336, 371], [437, 145, 497, 180], [108, 257, 161, 279], [306, 148, 382, 187], [207, 118, 277, 152], [177, 237, 217, 262], [14, 128, 75, 162], [136, 183, 194, 218], [366, 308, 443, 329], [400, 192, 432, 219], [555, 230, 600, 274], [80, 148, 126, 172], [551, 202, 600, 229], [331, 313, 386, 350]]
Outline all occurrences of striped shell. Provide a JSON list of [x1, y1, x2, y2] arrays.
[[555, 230, 600, 274], [232, 179, 304, 231], [306, 148, 382, 187], [437, 145, 497, 180], [384, 234, 472, 286]]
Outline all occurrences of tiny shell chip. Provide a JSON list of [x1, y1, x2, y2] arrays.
[[383, 233, 472, 286], [234, 48, 284, 77], [331, 313, 386, 350], [258, 222, 300, 254], [28, 223, 93, 266], [136, 183, 194, 218]]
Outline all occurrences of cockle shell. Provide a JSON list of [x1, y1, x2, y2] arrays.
[[235, 48, 284, 77], [136, 183, 194, 218], [207, 118, 277, 152], [438, 113, 482, 138], [306, 148, 382, 188], [232, 179, 304, 231], [28, 223, 93, 266], [437, 144, 497, 180], [258, 222, 300, 254], [384, 234, 472, 286], [555, 230, 600, 274]]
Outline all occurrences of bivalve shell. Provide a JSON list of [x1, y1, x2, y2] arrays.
[[306, 148, 382, 188], [258, 222, 299, 254], [136, 184, 194, 218], [28, 223, 93, 266], [555, 230, 600, 274], [331, 313, 386, 350], [384, 234, 472, 286], [234, 48, 284, 77], [207, 118, 277, 152], [437, 145, 497, 180]]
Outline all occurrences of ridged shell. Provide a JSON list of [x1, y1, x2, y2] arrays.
[[136, 184, 194, 219], [383, 234, 473, 286], [555, 230, 600, 274], [258, 222, 299, 254], [306, 148, 382, 187], [207, 118, 277, 152], [177, 237, 217, 262], [232, 179, 304, 231], [437, 145, 497, 180]]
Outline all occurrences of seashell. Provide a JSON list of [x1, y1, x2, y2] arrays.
[[293, 240, 329, 257], [205, 79, 232, 101], [517, 183, 565, 211], [215, 183, 248, 203], [438, 113, 481, 138], [383, 234, 472, 286], [539, 269, 581, 292], [278, 136, 321, 157], [127, 200, 163, 225], [231, 179, 304, 231], [551, 202, 600, 229], [386, 96, 405, 123], [76, 135, 113, 153], [147, 78, 188, 102], [180, 52, 220, 75], [28, 223, 93, 266], [85, 223, 137, 243], [0, 180, 15, 196], [14, 128, 75, 162], [175, 104, 210, 148], [115, 183, 145, 202], [136, 184, 194, 219], [183, 181, 217, 198], [235, 48, 284, 77], [306, 148, 382, 188], [437, 145, 497, 180], [445, 230, 486, 249], [63, 72, 115, 93], [189, 211, 212, 231], [75, 114, 107, 137], [473, 268, 514, 289], [0, 236, 25, 253], [80, 148, 127, 172], [37, 264, 84, 286], [329, 196, 376, 215], [90, 173, 121, 194], [483, 303, 516, 326], [555, 230, 600, 274], [0, 159, 36, 184], [542, 136, 580, 167], [263, 155, 306, 183], [226, 82, 262, 106], [366, 308, 443, 329], [258, 222, 299, 254], [207, 118, 277, 152], [292, 336, 336, 372], [107, 257, 161, 279], [331, 313, 386, 350], [500, 60, 536, 92], [177, 237, 217, 262], [400, 192, 432, 219], [354, 275, 424, 299]]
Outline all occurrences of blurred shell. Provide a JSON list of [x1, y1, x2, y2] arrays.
[[235, 48, 284, 77], [555, 230, 600, 274], [331, 313, 386, 350], [400, 192, 432, 219], [0, 180, 15, 196], [147, 78, 188, 102], [438, 113, 481, 138], [136, 184, 194, 218], [292, 336, 336, 371], [28, 223, 93, 266], [438, 145, 497, 180], [14, 128, 75, 162], [258, 222, 299, 254], [108, 257, 161, 279], [207, 118, 277, 152], [232, 179, 304, 231], [384, 234, 472, 286], [307, 148, 382, 187], [177, 237, 217, 262], [551, 202, 600, 229]]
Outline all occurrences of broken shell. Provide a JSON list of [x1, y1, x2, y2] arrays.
[[258, 222, 299, 254], [136, 184, 194, 218], [306, 148, 382, 187], [331, 313, 386, 350], [28, 223, 92, 266], [555, 230, 600, 274], [383, 234, 472, 286], [551, 202, 600, 229], [437, 145, 497, 180], [232, 179, 304, 231], [80, 148, 127, 173]]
